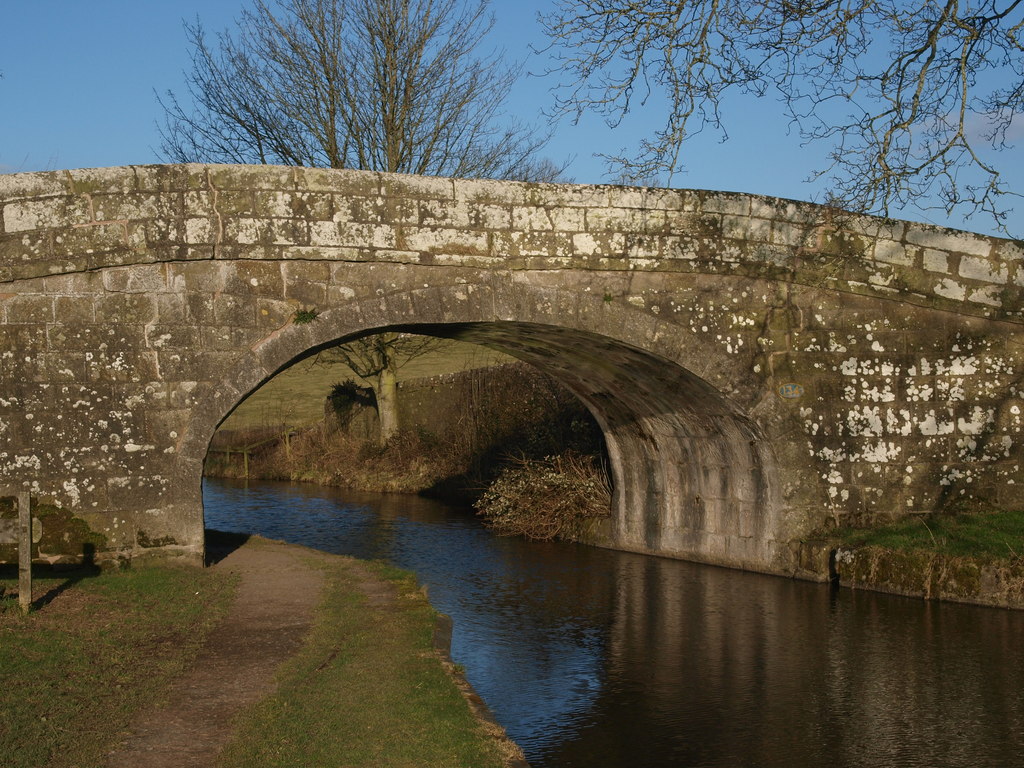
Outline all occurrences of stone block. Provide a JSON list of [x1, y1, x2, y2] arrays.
[[208, 164, 295, 191], [212, 293, 256, 327], [966, 285, 1002, 307], [959, 255, 1008, 284], [905, 225, 992, 257], [468, 203, 511, 230], [132, 164, 209, 193], [381, 173, 453, 200], [491, 230, 564, 258], [254, 190, 333, 220], [610, 186, 688, 211], [453, 177, 528, 205], [419, 198, 471, 229], [336, 222, 396, 249], [101, 264, 167, 294], [297, 166, 380, 196], [873, 239, 914, 266], [0, 230, 50, 267], [0, 170, 70, 201], [91, 192, 163, 222], [922, 249, 948, 273], [401, 227, 488, 255], [54, 296, 96, 325], [187, 218, 221, 244], [700, 192, 750, 216], [232, 261, 285, 295], [548, 206, 586, 232], [223, 216, 307, 247], [586, 206, 667, 233], [512, 205, 554, 231], [144, 324, 203, 350], [3, 294, 54, 324], [283, 278, 328, 306], [94, 293, 158, 325], [4, 197, 90, 233]]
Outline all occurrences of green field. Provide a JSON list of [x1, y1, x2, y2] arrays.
[[220, 338, 512, 431]]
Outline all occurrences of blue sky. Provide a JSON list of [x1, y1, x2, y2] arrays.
[[2, 0, 1020, 237]]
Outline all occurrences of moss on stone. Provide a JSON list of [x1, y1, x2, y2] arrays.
[[136, 530, 180, 549], [33, 502, 107, 560]]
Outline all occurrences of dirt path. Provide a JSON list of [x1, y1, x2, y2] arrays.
[[105, 536, 327, 768]]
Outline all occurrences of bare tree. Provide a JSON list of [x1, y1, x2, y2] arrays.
[[158, 0, 563, 181], [160, 0, 567, 439], [318, 333, 438, 442], [542, 1, 1024, 233]]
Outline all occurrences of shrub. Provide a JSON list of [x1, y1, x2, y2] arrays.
[[474, 452, 611, 540]]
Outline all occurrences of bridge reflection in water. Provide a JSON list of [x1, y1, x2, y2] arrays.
[[204, 478, 1024, 768]]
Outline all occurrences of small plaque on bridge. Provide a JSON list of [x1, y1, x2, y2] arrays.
[[0, 518, 42, 545], [778, 383, 804, 399]]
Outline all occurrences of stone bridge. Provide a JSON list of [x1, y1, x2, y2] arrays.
[[1, 164, 1022, 577]]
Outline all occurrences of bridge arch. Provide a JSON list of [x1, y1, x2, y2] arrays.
[[179, 284, 783, 570]]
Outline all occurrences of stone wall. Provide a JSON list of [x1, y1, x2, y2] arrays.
[[0, 164, 1021, 575]]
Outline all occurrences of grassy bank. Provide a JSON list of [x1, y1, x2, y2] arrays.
[[216, 557, 515, 768], [834, 509, 1024, 561], [0, 562, 236, 768], [1, 545, 518, 768], [830, 510, 1024, 609]]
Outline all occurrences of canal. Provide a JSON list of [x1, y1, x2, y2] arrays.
[[203, 477, 1024, 768]]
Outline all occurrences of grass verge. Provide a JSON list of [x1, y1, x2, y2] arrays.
[[216, 557, 514, 768], [834, 509, 1024, 561], [0, 562, 236, 768]]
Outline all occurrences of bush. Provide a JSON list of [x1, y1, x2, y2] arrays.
[[474, 452, 611, 540]]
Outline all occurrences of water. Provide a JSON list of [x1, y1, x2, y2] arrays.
[[203, 478, 1024, 768]]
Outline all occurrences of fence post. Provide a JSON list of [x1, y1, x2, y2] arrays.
[[18, 491, 31, 613]]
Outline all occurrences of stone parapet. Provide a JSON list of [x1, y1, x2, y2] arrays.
[[1, 165, 1019, 322]]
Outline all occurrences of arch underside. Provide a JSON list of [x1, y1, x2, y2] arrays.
[[204, 318, 781, 572], [423, 323, 778, 568]]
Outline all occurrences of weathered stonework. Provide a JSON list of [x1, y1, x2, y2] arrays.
[[1, 164, 1021, 575]]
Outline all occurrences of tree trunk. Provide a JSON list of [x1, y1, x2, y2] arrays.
[[375, 365, 400, 442]]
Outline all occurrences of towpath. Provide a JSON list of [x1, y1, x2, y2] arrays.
[[105, 535, 326, 768]]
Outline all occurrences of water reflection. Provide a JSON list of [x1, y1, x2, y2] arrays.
[[204, 478, 1024, 768]]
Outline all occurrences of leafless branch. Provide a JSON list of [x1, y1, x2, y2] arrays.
[[159, 0, 567, 181], [542, 0, 1024, 232]]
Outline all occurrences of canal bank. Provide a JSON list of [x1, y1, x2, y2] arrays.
[[831, 544, 1024, 610], [204, 479, 1024, 768], [1, 531, 522, 768]]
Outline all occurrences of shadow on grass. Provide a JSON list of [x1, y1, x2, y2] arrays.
[[0, 543, 102, 611], [205, 529, 251, 566]]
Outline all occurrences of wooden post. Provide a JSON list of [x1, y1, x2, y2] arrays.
[[242, 450, 249, 479], [18, 491, 31, 613]]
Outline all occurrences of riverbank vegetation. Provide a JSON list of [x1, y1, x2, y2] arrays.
[[207, 362, 612, 529], [0, 563, 236, 768], [216, 558, 515, 768], [474, 452, 611, 540], [834, 509, 1024, 562]]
